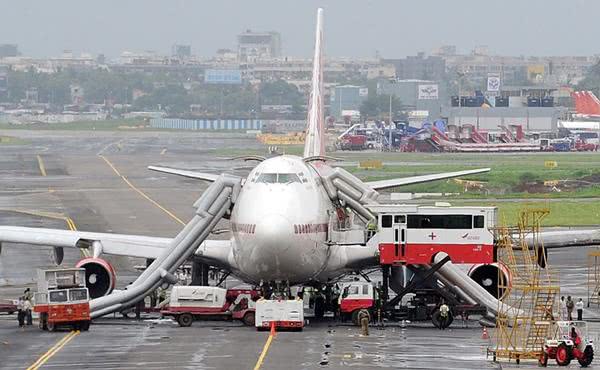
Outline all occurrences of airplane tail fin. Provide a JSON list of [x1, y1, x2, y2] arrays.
[[303, 8, 326, 158], [572, 91, 600, 115]]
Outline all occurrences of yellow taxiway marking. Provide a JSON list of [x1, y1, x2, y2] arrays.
[[26, 330, 79, 370], [36, 155, 47, 177], [253, 332, 275, 370], [99, 155, 185, 226]]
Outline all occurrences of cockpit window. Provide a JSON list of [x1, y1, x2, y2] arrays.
[[255, 173, 301, 184]]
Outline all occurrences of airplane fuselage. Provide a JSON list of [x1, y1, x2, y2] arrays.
[[229, 155, 335, 284]]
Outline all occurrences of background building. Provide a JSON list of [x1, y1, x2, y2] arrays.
[[383, 53, 446, 81], [330, 85, 369, 119], [378, 79, 448, 119], [0, 44, 19, 58], [237, 31, 282, 62]]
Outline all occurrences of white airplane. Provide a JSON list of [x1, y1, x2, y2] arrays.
[[0, 9, 490, 303]]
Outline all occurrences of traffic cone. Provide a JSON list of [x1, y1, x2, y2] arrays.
[[270, 321, 276, 336], [482, 327, 489, 340]]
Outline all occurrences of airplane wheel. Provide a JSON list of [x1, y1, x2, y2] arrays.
[[242, 312, 255, 327], [555, 343, 571, 366], [177, 313, 193, 327]]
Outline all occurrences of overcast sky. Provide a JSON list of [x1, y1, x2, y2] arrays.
[[3, 0, 600, 59]]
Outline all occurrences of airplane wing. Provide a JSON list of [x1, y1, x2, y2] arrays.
[[365, 168, 490, 190], [0, 226, 232, 265], [148, 166, 220, 182]]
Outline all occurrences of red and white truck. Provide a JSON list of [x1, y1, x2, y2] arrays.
[[160, 286, 259, 327], [33, 268, 91, 331]]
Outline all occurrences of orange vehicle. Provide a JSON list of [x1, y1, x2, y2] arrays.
[[33, 268, 91, 331]]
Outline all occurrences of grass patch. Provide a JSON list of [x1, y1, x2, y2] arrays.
[[451, 200, 600, 227], [339, 152, 600, 199]]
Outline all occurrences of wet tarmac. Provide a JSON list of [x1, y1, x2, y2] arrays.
[[0, 130, 599, 369]]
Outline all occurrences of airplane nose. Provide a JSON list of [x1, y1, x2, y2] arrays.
[[255, 214, 294, 255]]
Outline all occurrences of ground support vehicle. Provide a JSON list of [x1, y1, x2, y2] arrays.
[[255, 298, 304, 331], [33, 268, 91, 331], [0, 299, 16, 315], [336, 204, 498, 328], [539, 321, 594, 367], [160, 286, 259, 327]]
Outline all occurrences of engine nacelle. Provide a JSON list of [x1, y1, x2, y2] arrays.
[[75, 257, 116, 299], [468, 263, 510, 299]]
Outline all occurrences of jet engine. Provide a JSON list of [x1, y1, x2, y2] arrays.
[[468, 263, 510, 298], [75, 257, 116, 299]]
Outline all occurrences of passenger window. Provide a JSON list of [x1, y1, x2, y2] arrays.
[[362, 285, 369, 295], [474, 215, 485, 228], [394, 215, 406, 224], [381, 215, 393, 228]]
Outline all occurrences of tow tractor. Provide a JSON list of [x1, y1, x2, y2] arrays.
[[160, 286, 259, 327], [255, 297, 304, 331], [33, 268, 91, 331], [539, 321, 594, 367]]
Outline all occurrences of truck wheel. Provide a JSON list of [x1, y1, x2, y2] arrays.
[[351, 310, 359, 326], [47, 322, 56, 332], [242, 312, 256, 327], [39, 314, 48, 331], [578, 346, 593, 367], [80, 321, 90, 332], [177, 313, 193, 327], [314, 297, 325, 319], [538, 351, 548, 367], [555, 343, 571, 366]]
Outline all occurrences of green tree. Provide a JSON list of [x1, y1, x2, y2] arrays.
[[577, 61, 600, 97], [360, 93, 401, 120], [259, 80, 303, 106]]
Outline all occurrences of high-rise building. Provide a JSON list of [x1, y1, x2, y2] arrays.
[[237, 31, 281, 62], [0, 44, 19, 58], [383, 53, 446, 81], [172, 44, 191, 60]]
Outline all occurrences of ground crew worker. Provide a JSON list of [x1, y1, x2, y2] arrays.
[[559, 296, 567, 320], [23, 298, 32, 326], [16, 296, 25, 328], [576, 298, 584, 321], [439, 302, 450, 330], [566, 296, 574, 321], [358, 310, 369, 336]]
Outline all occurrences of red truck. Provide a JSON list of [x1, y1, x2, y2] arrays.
[[339, 135, 367, 150], [34, 268, 91, 331]]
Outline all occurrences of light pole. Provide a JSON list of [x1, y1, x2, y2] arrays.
[[388, 79, 396, 151]]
